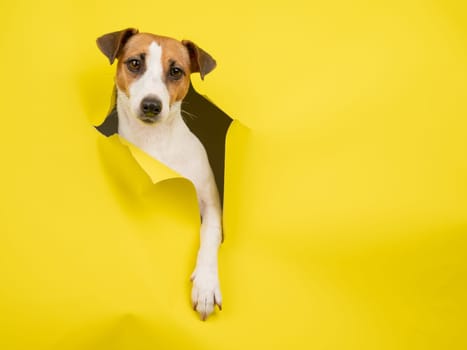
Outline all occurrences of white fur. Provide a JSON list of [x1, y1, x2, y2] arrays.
[[117, 41, 223, 320]]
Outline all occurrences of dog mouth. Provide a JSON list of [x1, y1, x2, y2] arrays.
[[138, 114, 159, 124]]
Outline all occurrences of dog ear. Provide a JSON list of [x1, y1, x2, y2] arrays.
[[97, 28, 139, 64], [182, 40, 217, 80]]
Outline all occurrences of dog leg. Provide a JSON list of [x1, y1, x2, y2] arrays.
[[191, 201, 223, 320]]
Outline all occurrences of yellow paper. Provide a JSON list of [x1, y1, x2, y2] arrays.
[[1, 1, 466, 349]]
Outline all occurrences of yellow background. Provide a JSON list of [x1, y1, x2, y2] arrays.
[[1, 0, 467, 349]]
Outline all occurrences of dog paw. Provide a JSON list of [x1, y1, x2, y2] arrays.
[[190, 266, 222, 321]]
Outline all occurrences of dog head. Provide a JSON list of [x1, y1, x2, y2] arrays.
[[97, 28, 216, 124]]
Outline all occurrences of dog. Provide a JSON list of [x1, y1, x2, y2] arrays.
[[97, 28, 222, 320]]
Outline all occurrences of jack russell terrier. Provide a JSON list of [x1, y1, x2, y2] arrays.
[[97, 28, 222, 320]]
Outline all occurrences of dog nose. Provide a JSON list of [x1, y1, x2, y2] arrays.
[[141, 97, 162, 116]]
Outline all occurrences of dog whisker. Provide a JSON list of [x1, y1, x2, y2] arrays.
[[181, 109, 199, 121]]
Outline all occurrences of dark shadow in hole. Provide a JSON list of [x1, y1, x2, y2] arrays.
[[95, 83, 233, 205]]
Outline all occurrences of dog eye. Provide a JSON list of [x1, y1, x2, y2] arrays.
[[169, 67, 184, 80], [126, 59, 141, 73]]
